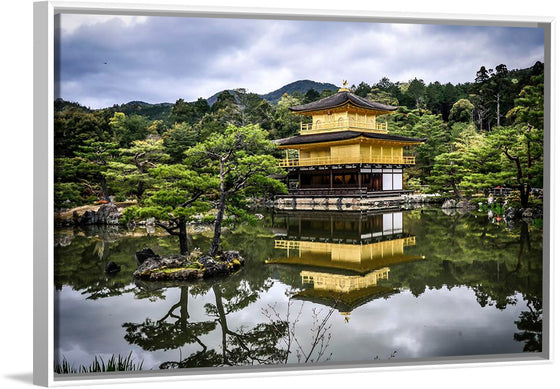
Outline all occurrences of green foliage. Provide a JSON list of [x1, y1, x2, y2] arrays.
[[170, 98, 210, 125], [428, 151, 468, 197], [109, 112, 151, 147], [54, 182, 84, 209], [353, 82, 371, 98], [162, 122, 197, 162], [53, 62, 544, 213], [55, 352, 143, 374], [506, 73, 544, 129], [449, 98, 474, 125], [184, 124, 285, 194], [303, 88, 321, 102], [272, 93, 303, 138], [105, 138, 170, 200], [54, 107, 110, 157], [185, 124, 286, 254]]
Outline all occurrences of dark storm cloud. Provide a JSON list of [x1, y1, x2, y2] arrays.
[[56, 14, 545, 108]]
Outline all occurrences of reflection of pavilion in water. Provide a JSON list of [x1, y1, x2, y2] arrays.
[[268, 211, 424, 318]]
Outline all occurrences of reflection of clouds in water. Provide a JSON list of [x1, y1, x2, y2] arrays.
[[343, 288, 525, 359], [55, 279, 528, 371]]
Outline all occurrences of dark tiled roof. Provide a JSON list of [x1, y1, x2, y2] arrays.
[[275, 131, 426, 146], [289, 91, 398, 113]]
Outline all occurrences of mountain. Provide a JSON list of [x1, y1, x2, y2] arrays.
[[105, 101, 174, 122], [206, 89, 237, 106], [259, 80, 338, 103], [55, 79, 339, 118], [206, 80, 339, 106]]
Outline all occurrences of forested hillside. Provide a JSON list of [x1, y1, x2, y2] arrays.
[[55, 61, 544, 211]]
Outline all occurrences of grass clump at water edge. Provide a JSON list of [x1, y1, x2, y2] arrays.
[[54, 352, 144, 374]]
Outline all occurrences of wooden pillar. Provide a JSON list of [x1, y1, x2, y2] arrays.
[[330, 169, 333, 189], [358, 169, 362, 189]]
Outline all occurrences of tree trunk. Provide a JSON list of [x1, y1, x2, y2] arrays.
[[209, 192, 226, 257], [496, 92, 501, 127], [179, 286, 189, 332], [213, 285, 229, 365], [520, 184, 530, 208], [101, 176, 108, 199], [451, 179, 463, 200], [178, 218, 189, 255], [209, 158, 227, 257]]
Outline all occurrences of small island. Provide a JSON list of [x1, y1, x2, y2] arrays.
[[133, 248, 244, 281]]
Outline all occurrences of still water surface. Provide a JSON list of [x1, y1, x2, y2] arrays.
[[54, 208, 543, 371]]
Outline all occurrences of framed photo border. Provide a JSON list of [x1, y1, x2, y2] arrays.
[[33, 1, 555, 386]]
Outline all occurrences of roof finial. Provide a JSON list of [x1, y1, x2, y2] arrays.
[[338, 79, 350, 92]]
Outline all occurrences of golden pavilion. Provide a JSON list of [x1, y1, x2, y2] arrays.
[[275, 82, 425, 203]]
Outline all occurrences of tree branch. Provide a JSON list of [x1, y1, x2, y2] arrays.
[[156, 221, 180, 236], [179, 190, 203, 208]]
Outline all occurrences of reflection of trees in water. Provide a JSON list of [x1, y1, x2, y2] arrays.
[[397, 212, 542, 308], [471, 222, 539, 310], [124, 280, 289, 367], [262, 300, 335, 364], [123, 279, 336, 368], [55, 210, 545, 366], [54, 230, 183, 299], [403, 211, 543, 352], [514, 295, 542, 352]]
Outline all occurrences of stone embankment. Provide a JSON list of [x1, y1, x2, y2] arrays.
[[55, 202, 135, 226], [439, 197, 543, 223]]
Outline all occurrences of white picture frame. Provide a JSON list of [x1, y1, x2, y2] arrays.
[[32, 1, 555, 387]]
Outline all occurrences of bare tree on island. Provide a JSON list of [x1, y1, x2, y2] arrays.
[[184, 124, 286, 257]]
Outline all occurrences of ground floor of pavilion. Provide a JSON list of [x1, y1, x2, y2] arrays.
[[283, 163, 409, 197]]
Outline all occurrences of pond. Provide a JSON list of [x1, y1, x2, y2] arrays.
[[54, 207, 543, 373]]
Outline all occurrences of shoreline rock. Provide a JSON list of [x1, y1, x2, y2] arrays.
[[55, 202, 136, 227], [133, 249, 244, 281]]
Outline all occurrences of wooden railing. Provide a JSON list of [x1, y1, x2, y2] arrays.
[[300, 119, 388, 134], [278, 155, 416, 167], [287, 187, 367, 196], [274, 236, 417, 250]]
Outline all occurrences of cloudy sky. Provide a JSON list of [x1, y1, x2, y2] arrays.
[[55, 13, 545, 109]]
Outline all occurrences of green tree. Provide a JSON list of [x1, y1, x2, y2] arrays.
[[124, 164, 214, 254], [109, 112, 150, 147], [406, 78, 426, 109], [367, 88, 399, 106], [506, 74, 544, 130], [184, 124, 285, 256], [169, 98, 194, 124], [353, 82, 371, 98], [105, 139, 169, 200], [486, 124, 543, 208], [484, 74, 544, 207], [74, 140, 120, 199], [303, 88, 321, 103], [54, 107, 110, 157], [408, 113, 449, 181], [162, 122, 197, 163], [429, 151, 468, 198], [147, 119, 167, 135], [448, 98, 474, 125], [273, 93, 302, 138]]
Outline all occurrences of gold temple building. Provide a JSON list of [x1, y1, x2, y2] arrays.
[[274, 83, 425, 210]]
